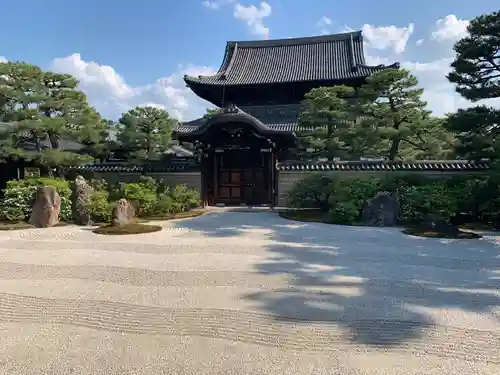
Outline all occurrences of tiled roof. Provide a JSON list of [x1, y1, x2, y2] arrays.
[[173, 104, 313, 135], [276, 160, 491, 171], [184, 31, 399, 87], [67, 162, 200, 173], [1, 122, 88, 151], [66, 160, 491, 173]]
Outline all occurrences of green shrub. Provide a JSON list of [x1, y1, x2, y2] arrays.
[[399, 181, 459, 223], [89, 178, 109, 192], [152, 193, 179, 215], [87, 190, 114, 223], [0, 178, 71, 222], [328, 176, 381, 224], [169, 184, 200, 212], [285, 173, 500, 226], [121, 183, 157, 217], [286, 174, 336, 210], [461, 172, 500, 223], [0, 180, 37, 221], [108, 178, 158, 217]]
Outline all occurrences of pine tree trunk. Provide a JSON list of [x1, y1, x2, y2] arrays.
[[388, 139, 400, 161]]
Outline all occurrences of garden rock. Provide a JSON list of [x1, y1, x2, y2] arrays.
[[72, 175, 93, 225], [361, 191, 400, 227], [112, 198, 135, 226], [29, 186, 61, 228], [422, 214, 460, 235]]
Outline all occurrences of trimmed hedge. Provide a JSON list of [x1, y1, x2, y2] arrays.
[[0, 177, 72, 222], [0, 175, 201, 224], [286, 172, 500, 226]]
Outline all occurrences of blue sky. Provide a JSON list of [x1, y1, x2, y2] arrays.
[[1, 1, 499, 120]]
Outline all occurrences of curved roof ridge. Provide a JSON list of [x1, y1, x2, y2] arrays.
[[357, 62, 401, 70], [228, 30, 362, 48], [183, 29, 399, 98], [184, 40, 236, 82]]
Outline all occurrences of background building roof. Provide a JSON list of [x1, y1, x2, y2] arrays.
[[184, 31, 399, 87]]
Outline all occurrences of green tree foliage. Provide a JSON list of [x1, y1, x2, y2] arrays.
[[203, 107, 223, 118], [298, 86, 360, 160], [298, 69, 455, 161], [286, 173, 500, 226], [358, 68, 454, 160], [0, 61, 107, 168], [115, 106, 176, 162], [446, 10, 500, 159]]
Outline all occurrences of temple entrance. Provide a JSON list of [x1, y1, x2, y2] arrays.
[[173, 107, 298, 208], [214, 148, 271, 206]]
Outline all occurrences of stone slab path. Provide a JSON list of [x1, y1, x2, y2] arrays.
[[0, 211, 499, 374]]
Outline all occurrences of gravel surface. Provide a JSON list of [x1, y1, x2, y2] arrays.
[[0, 210, 499, 374]]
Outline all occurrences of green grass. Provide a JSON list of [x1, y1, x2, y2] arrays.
[[92, 223, 162, 235], [141, 210, 206, 221], [402, 227, 481, 239], [0, 221, 70, 230]]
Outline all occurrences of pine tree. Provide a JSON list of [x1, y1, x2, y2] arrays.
[[115, 106, 176, 163], [446, 10, 500, 160], [0, 61, 107, 170]]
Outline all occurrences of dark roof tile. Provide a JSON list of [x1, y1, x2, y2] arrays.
[[173, 104, 308, 135], [67, 162, 199, 173], [184, 31, 399, 86], [276, 160, 491, 171]]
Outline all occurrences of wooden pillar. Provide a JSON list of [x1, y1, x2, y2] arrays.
[[268, 151, 275, 207], [213, 151, 219, 205], [200, 155, 208, 208]]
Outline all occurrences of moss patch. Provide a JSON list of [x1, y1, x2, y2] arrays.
[[142, 210, 206, 221], [93, 223, 162, 235], [93, 210, 206, 226], [0, 221, 34, 231], [458, 222, 500, 232], [403, 227, 481, 239], [0, 221, 70, 231], [279, 210, 334, 224]]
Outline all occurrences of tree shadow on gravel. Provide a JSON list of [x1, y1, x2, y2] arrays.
[[170, 211, 280, 238], [172, 211, 500, 347]]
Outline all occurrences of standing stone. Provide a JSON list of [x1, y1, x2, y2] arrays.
[[72, 175, 93, 225], [361, 191, 400, 227], [29, 186, 61, 228], [112, 198, 135, 226], [422, 214, 460, 235]]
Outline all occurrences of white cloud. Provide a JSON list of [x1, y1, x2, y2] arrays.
[[51, 53, 216, 121], [348, 16, 496, 116], [203, 1, 272, 39], [431, 14, 469, 42], [233, 1, 272, 39], [202, 0, 235, 10], [365, 55, 500, 116], [317, 16, 332, 35], [362, 23, 415, 54], [0, 56, 7, 63], [7, 12, 496, 126]]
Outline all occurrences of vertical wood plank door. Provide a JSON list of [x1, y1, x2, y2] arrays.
[[214, 150, 272, 206], [218, 169, 243, 203], [242, 169, 255, 204], [253, 169, 267, 205]]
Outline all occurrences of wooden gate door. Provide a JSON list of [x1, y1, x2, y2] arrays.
[[242, 168, 268, 205], [215, 150, 271, 206], [218, 169, 243, 204]]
